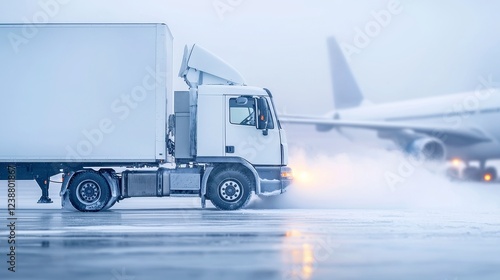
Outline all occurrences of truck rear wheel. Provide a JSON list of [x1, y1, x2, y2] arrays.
[[68, 171, 111, 212], [208, 168, 253, 210]]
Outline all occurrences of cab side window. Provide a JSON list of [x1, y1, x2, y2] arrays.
[[229, 97, 256, 126]]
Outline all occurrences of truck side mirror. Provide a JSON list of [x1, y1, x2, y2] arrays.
[[257, 97, 269, 136]]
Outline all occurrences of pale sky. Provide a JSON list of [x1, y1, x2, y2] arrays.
[[1, 0, 499, 114]]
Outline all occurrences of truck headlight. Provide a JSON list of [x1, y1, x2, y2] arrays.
[[280, 167, 293, 179]]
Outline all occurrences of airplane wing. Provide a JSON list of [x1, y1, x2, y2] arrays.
[[279, 115, 492, 145]]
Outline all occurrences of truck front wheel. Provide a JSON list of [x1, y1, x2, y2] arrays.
[[68, 171, 111, 212], [207, 168, 253, 210]]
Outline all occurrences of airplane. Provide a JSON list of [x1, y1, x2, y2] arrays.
[[280, 37, 500, 182]]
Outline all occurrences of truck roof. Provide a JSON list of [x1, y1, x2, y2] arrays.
[[198, 85, 267, 96]]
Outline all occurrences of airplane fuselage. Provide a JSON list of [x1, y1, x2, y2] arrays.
[[333, 90, 500, 162]]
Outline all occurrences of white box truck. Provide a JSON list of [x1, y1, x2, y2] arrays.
[[0, 23, 292, 211]]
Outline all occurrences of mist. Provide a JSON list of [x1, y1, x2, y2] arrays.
[[2, 0, 500, 211], [251, 135, 500, 211], [1, 0, 500, 115]]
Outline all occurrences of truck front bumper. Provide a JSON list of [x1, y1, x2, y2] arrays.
[[256, 166, 293, 196]]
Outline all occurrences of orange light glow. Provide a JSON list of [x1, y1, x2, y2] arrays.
[[484, 174, 492, 182], [296, 171, 310, 184], [285, 230, 302, 238], [302, 244, 314, 264], [281, 171, 293, 178], [451, 158, 462, 167], [301, 244, 315, 280], [282, 229, 315, 280]]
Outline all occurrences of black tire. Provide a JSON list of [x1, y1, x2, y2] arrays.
[[68, 171, 111, 212], [207, 168, 253, 210]]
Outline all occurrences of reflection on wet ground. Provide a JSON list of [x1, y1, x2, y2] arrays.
[[1, 209, 500, 280]]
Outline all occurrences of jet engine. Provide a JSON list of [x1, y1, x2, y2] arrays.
[[406, 137, 446, 161]]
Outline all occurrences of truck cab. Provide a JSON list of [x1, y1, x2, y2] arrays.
[[172, 45, 292, 209]]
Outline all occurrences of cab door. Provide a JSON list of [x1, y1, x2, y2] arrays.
[[225, 95, 281, 165]]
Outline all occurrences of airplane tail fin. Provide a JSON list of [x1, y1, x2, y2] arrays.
[[327, 37, 364, 110]]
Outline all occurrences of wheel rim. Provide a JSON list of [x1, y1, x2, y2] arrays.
[[76, 180, 101, 205], [219, 179, 243, 202]]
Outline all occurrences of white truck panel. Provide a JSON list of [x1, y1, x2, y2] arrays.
[[0, 24, 172, 162], [196, 93, 225, 157], [224, 95, 282, 165]]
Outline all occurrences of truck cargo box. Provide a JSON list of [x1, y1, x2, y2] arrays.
[[0, 23, 173, 163]]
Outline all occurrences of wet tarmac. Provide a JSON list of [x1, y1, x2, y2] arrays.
[[1, 126, 500, 280], [1, 202, 500, 280]]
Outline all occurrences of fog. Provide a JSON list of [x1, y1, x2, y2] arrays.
[[1, 0, 500, 115], [2, 4, 500, 279], [1, 0, 500, 210], [252, 130, 500, 211]]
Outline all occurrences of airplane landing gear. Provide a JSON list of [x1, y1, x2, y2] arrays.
[[447, 160, 497, 183], [446, 167, 460, 181], [482, 167, 497, 182], [463, 166, 481, 181]]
